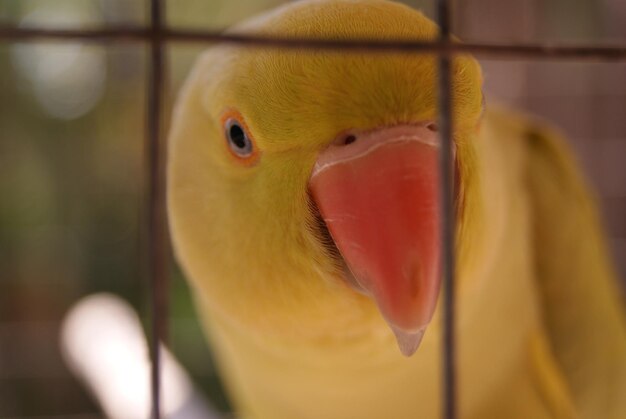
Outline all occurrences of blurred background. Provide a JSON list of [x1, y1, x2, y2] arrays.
[[0, 0, 624, 417]]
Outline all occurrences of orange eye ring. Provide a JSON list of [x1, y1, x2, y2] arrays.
[[220, 110, 260, 166]]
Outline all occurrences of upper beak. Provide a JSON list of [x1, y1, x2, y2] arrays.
[[309, 123, 441, 356]]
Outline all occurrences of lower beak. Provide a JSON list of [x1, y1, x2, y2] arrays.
[[309, 124, 441, 356]]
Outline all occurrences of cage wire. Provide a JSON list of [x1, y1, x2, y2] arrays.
[[1, 0, 626, 418]]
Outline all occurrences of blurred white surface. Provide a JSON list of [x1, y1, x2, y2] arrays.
[[60, 293, 219, 419]]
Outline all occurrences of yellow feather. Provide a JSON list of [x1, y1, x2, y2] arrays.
[[167, 1, 626, 418]]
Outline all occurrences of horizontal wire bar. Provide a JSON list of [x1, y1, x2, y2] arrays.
[[0, 26, 626, 61], [0, 26, 149, 42]]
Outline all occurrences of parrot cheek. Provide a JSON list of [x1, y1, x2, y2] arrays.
[[309, 125, 441, 356]]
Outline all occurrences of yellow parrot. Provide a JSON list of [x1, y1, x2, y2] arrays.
[[167, 1, 626, 418]]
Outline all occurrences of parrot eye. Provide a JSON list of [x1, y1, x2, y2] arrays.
[[224, 118, 254, 158]]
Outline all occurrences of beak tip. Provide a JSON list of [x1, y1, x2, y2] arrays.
[[390, 325, 426, 357]]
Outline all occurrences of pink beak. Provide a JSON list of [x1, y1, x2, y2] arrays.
[[309, 124, 441, 356]]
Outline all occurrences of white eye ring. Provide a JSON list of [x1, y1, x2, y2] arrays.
[[224, 118, 254, 157]]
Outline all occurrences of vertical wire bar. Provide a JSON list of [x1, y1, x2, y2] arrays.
[[146, 0, 167, 418], [437, 0, 457, 418]]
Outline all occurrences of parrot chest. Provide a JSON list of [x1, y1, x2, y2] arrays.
[[203, 233, 547, 419]]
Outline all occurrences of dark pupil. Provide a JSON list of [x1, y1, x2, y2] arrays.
[[229, 124, 247, 149]]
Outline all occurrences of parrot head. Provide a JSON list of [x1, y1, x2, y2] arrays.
[[168, 0, 484, 357]]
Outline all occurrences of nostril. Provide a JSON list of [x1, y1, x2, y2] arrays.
[[344, 135, 357, 145], [426, 123, 438, 132]]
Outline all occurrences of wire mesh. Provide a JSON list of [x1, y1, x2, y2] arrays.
[[1, 26, 626, 60], [146, 1, 167, 418], [1, 1, 625, 419], [436, 1, 456, 417]]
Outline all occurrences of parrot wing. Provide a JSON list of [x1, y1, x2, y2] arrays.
[[522, 111, 626, 419]]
